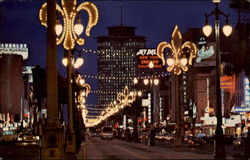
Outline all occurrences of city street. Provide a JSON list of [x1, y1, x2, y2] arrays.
[[0, 0, 250, 159], [77, 137, 213, 159], [0, 136, 245, 159]]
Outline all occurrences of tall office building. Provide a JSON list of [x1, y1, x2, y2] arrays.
[[96, 26, 145, 109]]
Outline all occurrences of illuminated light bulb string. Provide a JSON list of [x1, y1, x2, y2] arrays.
[[82, 72, 170, 80], [79, 48, 138, 57]]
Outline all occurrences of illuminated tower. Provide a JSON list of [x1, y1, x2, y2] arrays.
[[96, 26, 145, 111]]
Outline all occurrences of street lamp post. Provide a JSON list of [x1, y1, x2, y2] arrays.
[[39, 0, 65, 159], [157, 25, 197, 148], [132, 90, 142, 143], [134, 61, 159, 146], [61, 52, 84, 155], [39, 0, 98, 157], [202, 0, 232, 158]]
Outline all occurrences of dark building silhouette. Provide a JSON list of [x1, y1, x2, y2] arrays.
[[0, 54, 23, 119]]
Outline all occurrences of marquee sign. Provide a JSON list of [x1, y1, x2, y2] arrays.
[[232, 106, 250, 113], [136, 49, 163, 69], [0, 43, 28, 60]]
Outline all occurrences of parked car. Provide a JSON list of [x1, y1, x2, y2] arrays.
[[0, 130, 18, 142], [224, 134, 235, 145], [17, 130, 39, 142], [100, 126, 113, 139], [121, 129, 133, 141], [183, 134, 193, 144], [162, 134, 175, 142], [187, 133, 207, 147]]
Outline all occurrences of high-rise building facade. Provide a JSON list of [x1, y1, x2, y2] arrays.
[[96, 26, 145, 109]]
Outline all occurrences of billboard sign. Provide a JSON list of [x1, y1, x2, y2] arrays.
[[0, 43, 28, 60], [136, 49, 163, 69]]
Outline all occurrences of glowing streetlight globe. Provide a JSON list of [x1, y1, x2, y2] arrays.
[[62, 57, 68, 67], [143, 79, 149, 85], [222, 24, 232, 37], [149, 61, 154, 69], [55, 21, 63, 36], [166, 58, 175, 67], [153, 79, 159, 85], [74, 57, 84, 68], [202, 24, 213, 37], [133, 78, 138, 84], [180, 58, 188, 66], [74, 21, 84, 36]]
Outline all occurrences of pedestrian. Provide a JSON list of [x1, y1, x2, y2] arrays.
[[244, 127, 250, 158], [149, 125, 155, 146]]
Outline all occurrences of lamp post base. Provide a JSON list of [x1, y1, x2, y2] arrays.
[[41, 118, 64, 159], [214, 127, 226, 159], [65, 132, 76, 159], [149, 126, 155, 146]]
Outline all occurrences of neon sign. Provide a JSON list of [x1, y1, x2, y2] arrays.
[[244, 77, 250, 107], [196, 45, 214, 63], [136, 49, 163, 69]]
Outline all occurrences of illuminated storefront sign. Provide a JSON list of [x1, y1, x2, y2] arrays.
[[193, 43, 216, 67], [182, 74, 187, 103], [220, 75, 235, 90], [244, 77, 250, 108], [196, 45, 214, 63], [233, 106, 250, 113], [0, 43, 28, 60], [136, 49, 163, 69]]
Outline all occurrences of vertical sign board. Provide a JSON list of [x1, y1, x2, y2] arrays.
[[244, 77, 250, 108], [148, 93, 151, 124], [244, 77, 250, 127], [182, 73, 187, 104]]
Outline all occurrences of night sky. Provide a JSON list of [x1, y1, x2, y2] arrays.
[[0, 0, 238, 106]]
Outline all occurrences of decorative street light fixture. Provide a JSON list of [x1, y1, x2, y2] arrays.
[[157, 25, 197, 147], [117, 86, 136, 107], [75, 74, 91, 125], [202, 0, 232, 158], [62, 49, 84, 69], [39, 0, 98, 156], [133, 60, 159, 146]]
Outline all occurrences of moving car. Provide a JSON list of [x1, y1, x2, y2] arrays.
[[100, 126, 113, 139]]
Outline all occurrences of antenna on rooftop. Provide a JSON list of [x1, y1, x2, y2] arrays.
[[120, 0, 123, 26]]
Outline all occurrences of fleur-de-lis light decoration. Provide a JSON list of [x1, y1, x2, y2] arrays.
[[39, 0, 99, 50], [117, 86, 136, 107], [157, 25, 197, 75], [76, 74, 91, 96], [75, 74, 91, 123]]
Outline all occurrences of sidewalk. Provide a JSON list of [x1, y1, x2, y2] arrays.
[[76, 143, 86, 160]]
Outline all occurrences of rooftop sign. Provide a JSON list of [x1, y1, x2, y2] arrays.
[[0, 43, 28, 60], [136, 49, 163, 69]]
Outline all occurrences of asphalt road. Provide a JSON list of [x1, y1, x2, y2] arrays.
[[78, 137, 214, 159], [0, 141, 40, 160]]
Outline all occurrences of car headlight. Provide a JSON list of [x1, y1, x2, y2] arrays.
[[17, 137, 23, 141]]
